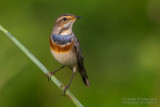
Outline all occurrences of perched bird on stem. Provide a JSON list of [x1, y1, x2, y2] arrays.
[[48, 14, 90, 95]]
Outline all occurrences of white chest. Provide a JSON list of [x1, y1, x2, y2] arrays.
[[51, 48, 77, 67]]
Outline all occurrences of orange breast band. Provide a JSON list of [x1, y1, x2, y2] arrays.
[[50, 38, 73, 52]]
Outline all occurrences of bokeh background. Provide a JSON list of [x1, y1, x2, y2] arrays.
[[0, 0, 160, 107]]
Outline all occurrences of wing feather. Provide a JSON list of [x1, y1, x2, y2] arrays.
[[72, 33, 90, 86]]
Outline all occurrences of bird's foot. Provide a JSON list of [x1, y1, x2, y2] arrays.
[[47, 71, 55, 81], [61, 85, 69, 96]]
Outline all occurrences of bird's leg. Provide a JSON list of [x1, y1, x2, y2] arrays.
[[62, 67, 77, 96], [47, 66, 64, 81], [51, 66, 65, 75]]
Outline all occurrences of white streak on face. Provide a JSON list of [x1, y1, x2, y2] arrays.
[[64, 21, 72, 28], [61, 20, 75, 35]]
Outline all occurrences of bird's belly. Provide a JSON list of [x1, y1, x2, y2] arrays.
[[51, 49, 77, 67]]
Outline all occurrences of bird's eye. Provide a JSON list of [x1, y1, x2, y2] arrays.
[[63, 17, 67, 21]]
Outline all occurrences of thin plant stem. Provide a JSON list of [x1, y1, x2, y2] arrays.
[[0, 25, 83, 107]]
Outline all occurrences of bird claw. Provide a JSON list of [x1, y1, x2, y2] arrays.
[[61, 85, 69, 96], [47, 72, 55, 81]]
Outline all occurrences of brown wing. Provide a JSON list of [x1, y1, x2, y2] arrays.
[[72, 33, 90, 86]]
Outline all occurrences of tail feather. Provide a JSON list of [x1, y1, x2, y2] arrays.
[[79, 67, 90, 86]]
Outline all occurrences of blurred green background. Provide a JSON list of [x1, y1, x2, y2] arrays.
[[0, 0, 160, 107]]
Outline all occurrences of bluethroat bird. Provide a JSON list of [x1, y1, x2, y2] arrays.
[[48, 14, 90, 94]]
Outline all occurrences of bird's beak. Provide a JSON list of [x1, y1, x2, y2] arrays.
[[71, 16, 82, 21], [76, 16, 82, 19]]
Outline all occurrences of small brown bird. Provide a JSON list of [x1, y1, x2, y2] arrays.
[[48, 14, 90, 94]]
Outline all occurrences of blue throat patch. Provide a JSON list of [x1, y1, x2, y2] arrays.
[[51, 34, 73, 45]]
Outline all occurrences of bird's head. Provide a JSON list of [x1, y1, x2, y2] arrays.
[[52, 14, 81, 35]]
